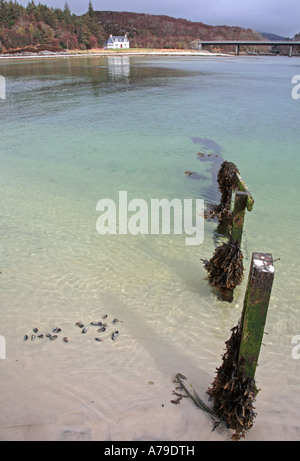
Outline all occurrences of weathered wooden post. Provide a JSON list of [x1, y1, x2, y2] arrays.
[[238, 252, 275, 379], [202, 161, 255, 303], [231, 191, 248, 244], [206, 252, 275, 439], [218, 190, 248, 302]]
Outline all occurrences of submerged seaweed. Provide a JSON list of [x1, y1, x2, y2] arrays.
[[205, 161, 240, 227], [184, 170, 207, 180], [202, 239, 244, 291], [207, 323, 259, 440], [173, 325, 259, 440], [201, 161, 245, 298]]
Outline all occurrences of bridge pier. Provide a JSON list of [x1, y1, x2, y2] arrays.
[[289, 45, 294, 57], [235, 44, 240, 56]]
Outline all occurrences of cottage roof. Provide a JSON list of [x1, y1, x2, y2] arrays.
[[106, 35, 129, 43]]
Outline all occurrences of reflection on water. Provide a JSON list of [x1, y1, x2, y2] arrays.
[[108, 56, 130, 80]]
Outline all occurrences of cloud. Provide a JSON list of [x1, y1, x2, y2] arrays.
[[198, 0, 300, 36]]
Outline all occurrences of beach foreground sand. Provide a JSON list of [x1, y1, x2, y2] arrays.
[[1, 337, 299, 442]]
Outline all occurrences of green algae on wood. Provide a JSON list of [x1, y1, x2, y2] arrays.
[[206, 253, 274, 439], [236, 172, 254, 212], [231, 191, 248, 244], [238, 252, 275, 379]]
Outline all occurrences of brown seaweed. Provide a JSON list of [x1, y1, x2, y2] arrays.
[[201, 161, 245, 298], [205, 161, 240, 227], [207, 323, 259, 440], [184, 170, 207, 180], [201, 239, 244, 291]]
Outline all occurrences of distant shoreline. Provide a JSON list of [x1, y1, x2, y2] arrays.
[[0, 48, 232, 60], [0, 47, 290, 61]]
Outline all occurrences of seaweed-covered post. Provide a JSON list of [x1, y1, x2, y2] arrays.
[[216, 190, 248, 302], [207, 252, 275, 440], [236, 172, 254, 213], [238, 252, 275, 379], [202, 162, 255, 302]]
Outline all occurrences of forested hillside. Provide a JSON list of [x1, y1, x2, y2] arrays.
[[1, 1, 297, 54], [96, 11, 264, 49], [0, 0, 105, 53]]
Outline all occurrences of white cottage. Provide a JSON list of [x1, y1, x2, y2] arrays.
[[103, 34, 130, 50]]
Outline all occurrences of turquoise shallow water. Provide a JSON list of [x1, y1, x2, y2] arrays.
[[0, 54, 300, 440]]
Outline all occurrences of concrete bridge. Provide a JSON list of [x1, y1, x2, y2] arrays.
[[189, 40, 300, 57]]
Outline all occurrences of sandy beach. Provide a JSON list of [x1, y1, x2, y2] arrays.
[[0, 48, 231, 60]]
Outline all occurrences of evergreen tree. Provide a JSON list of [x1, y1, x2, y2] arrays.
[[36, 4, 56, 28], [53, 7, 65, 23], [63, 1, 72, 24], [87, 1, 96, 19], [26, 1, 37, 17], [81, 1, 105, 48], [0, 0, 6, 25], [0, 0, 24, 27]]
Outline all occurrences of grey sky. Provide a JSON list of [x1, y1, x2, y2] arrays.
[[16, 0, 300, 37]]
